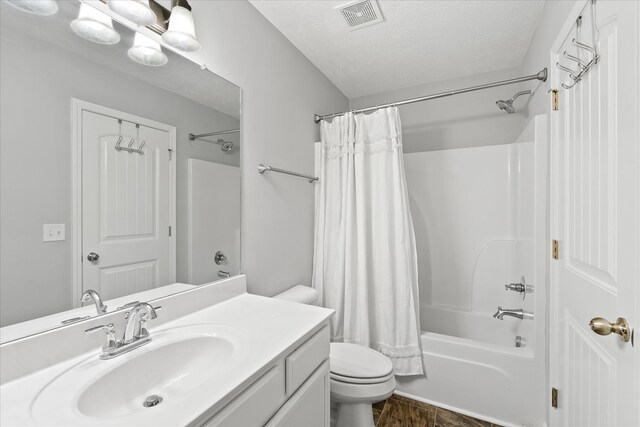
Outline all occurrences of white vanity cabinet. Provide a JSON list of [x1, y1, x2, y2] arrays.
[[0, 287, 335, 427], [201, 325, 331, 427]]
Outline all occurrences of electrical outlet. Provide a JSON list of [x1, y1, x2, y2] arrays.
[[43, 224, 65, 242]]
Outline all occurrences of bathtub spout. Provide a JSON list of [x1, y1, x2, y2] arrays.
[[493, 306, 534, 320]]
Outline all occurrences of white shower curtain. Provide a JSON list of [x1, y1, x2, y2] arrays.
[[312, 107, 423, 375]]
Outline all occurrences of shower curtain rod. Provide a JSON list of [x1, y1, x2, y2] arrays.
[[314, 68, 547, 123]]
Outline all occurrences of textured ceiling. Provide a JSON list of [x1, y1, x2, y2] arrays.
[[249, 0, 545, 98]]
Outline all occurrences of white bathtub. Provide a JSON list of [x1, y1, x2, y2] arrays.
[[396, 324, 542, 427], [397, 304, 542, 426]]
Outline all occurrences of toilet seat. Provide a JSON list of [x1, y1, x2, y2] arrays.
[[330, 343, 394, 381], [330, 371, 395, 385]]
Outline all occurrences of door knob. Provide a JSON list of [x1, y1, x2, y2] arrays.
[[589, 317, 631, 342], [87, 252, 100, 262]]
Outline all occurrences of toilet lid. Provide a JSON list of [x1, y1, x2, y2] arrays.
[[330, 343, 393, 379]]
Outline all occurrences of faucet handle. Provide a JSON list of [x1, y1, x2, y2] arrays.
[[85, 323, 117, 351], [504, 276, 528, 300], [85, 323, 115, 335]]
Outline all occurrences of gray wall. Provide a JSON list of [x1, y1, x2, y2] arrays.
[[183, 1, 348, 297], [0, 30, 239, 326], [349, 67, 530, 153]]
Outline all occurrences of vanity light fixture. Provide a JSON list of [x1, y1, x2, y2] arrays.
[[107, 0, 156, 27], [161, 0, 200, 52], [5, 0, 58, 16], [128, 32, 168, 66], [71, 3, 121, 45]]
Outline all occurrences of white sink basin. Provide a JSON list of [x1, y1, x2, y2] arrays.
[[31, 323, 248, 424]]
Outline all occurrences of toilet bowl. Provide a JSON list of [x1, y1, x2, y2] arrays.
[[330, 342, 396, 427], [274, 286, 396, 427]]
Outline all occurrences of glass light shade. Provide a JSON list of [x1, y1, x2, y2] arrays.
[[70, 3, 121, 45], [107, 0, 156, 27], [128, 32, 168, 66], [162, 5, 200, 52], [5, 0, 58, 16]]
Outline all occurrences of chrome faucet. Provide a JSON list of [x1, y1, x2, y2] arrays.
[[123, 303, 158, 344], [85, 302, 159, 360], [493, 306, 534, 320], [81, 289, 107, 314]]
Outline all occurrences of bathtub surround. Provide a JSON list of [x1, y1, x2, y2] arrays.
[[395, 116, 548, 426], [313, 107, 422, 375]]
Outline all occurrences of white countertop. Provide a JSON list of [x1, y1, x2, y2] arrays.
[[0, 292, 333, 426]]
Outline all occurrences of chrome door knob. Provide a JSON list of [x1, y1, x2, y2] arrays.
[[87, 252, 100, 262], [589, 317, 631, 343]]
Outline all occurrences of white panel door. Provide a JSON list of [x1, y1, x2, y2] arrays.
[[82, 110, 173, 300], [550, 1, 638, 426], [188, 159, 240, 285]]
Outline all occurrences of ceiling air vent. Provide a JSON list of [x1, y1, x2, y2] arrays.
[[336, 0, 384, 31]]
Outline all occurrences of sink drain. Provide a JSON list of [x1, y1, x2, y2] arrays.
[[143, 395, 163, 408]]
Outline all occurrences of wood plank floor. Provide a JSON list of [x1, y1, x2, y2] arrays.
[[373, 394, 503, 427]]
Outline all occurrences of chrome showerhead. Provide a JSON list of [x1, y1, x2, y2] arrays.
[[218, 139, 233, 152], [496, 99, 515, 114], [496, 90, 532, 114]]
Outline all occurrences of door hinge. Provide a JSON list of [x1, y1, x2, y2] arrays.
[[551, 89, 559, 111], [168, 148, 173, 160], [551, 387, 559, 408], [169, 226, 172, 237], [552, 239, 559, 260]]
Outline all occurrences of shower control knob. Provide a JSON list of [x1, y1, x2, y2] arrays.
[[505, 283, 526, 293], [87, 252, 100, 262], [214, 251, 227, 265], [505, 276, 528, 300]]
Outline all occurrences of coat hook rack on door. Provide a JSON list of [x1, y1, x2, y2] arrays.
[[555, 2, 599, 89], [114, 120, 145, 155]]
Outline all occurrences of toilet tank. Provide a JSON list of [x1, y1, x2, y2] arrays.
[[273, 285, 318, 305]]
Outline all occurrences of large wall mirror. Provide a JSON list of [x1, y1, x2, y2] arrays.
[[0, 0, 241, 340]]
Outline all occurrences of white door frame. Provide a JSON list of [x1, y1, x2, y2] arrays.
[[71, 98, 177, 308]]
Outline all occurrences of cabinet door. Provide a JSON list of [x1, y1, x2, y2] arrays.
[[202, 362, 286, 427], [267, 360, 330, 427]]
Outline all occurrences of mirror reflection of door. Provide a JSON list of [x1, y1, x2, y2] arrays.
[[80, 105, 176, 301], [187, 159, 240, 285]]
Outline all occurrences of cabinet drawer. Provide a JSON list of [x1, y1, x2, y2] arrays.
[[285, 325, 330, 396], [203, 362, 285, 427]]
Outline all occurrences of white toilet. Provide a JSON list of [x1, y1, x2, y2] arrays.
[[274, 286, 396, 427]]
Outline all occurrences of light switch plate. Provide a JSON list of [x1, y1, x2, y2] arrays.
[[43, 224, 65, 242]]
